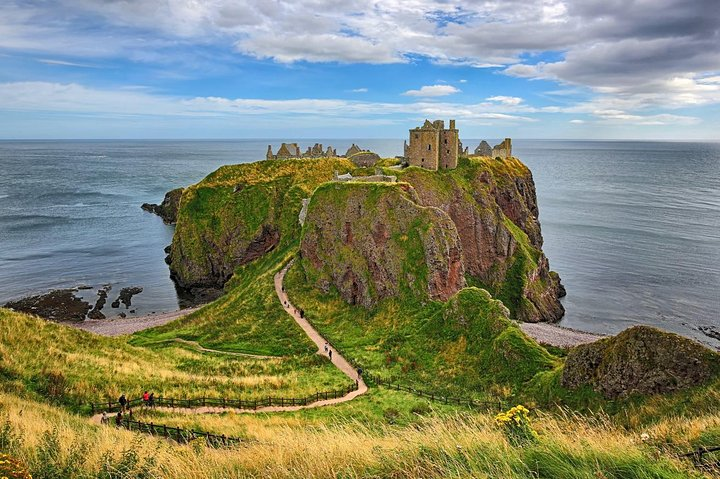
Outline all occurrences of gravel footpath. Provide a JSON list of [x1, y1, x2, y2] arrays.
[[70, 307, 202, 337], [520, 322, 607, 348]]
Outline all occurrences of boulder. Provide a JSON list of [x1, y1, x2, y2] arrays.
[[561, 326, 720, 398]]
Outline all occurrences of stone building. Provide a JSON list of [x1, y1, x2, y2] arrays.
[[266, 142, 338, 160], [406, 119, 459, 170], [491, 138, 512, 159], [474, 140, 492, 156]]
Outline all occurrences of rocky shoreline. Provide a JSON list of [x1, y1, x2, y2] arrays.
[[3, 285, 146, 322]]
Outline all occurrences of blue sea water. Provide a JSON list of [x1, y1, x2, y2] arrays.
[[0, 139, 718, 348]]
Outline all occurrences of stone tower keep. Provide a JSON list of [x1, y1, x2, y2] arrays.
[[407, 119, 459, 170]]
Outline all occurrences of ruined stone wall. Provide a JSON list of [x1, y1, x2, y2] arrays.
[[439, 129, 459, 169], [408, 128, 440, 170], [492, 138, 512, 159]]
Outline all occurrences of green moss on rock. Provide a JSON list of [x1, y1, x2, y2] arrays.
[[299, 181, 465, 307], [169, 157, 355, 289], [561, 325, 720, 399]]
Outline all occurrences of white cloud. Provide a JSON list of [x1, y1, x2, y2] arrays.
[[569, 119, 585, 124], [352, 88, 368, 93], [37, 59, 96, 68], [487, 96, 523, 106], [403, 84, 460, 97], [0, 81, 536, 124]]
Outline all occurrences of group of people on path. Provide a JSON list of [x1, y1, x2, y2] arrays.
[[100, 391, 156, 427]]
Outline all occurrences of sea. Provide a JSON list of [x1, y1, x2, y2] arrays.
[[0, 140, 718, 348]]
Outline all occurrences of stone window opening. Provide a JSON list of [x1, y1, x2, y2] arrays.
[[427, 144, 432, 151], [444, 138, 447, 144]]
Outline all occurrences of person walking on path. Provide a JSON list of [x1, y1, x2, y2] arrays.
[[357, 367, 363, 380], [142, 391, 149, 405], [148, 392, 155, 408], [118, 394, 127, 411], [324, 342, 328, 354], [115, 411, 122, 427], [328, 349, 333, 360], [101, 411, 108, 425]]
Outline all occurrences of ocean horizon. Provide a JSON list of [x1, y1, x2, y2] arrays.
[[0, 139, 718, 349]]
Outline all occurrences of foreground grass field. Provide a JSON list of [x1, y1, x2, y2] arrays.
[[0, 306, 350, 410], [0, 389, 716, 478]]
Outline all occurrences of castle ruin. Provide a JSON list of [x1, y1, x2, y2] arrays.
[[406, 119, 460, 170], [491, 138, 512, 159], [266, 143, 337, 160]]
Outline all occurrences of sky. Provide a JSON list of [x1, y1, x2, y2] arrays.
[[0, 0, 718, 140]]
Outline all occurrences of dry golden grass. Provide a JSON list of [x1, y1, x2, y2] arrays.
[[0, 390, 707, 479]]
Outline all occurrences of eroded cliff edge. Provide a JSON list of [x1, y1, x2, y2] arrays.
[[167, 156, 564, 322]]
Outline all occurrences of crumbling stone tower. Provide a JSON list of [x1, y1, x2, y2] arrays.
[[407, 119, 459, 170]]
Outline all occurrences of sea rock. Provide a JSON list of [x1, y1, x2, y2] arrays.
[[141, 187, 184, 224], [111, 287, 143, 309], [4, 289, 91, 322], [300, 182, 465, 307], [561, 326, 720, 399], [87, 285, 111, 320]]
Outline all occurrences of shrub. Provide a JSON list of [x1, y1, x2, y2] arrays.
[[0, 453, 32, 479], [495, 405, 537, 446]]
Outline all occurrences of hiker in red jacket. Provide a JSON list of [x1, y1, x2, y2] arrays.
[[142, 390, 149, 404]]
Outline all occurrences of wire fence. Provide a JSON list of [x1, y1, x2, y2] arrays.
[[361, 371, 506, 411], [108, 417, 241, 447], [681, 446, 720, 470], [90, 381, 360, 414]]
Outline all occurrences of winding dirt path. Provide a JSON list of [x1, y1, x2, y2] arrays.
[[156, 338, 280, 359], [91, 260, 367, 423], [273, 260, 368, 401]]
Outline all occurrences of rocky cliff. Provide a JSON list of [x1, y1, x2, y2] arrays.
[[168, 155, 563, 322], [391, 157, 564, 322], [300, 182, 465, 307], [168, 158, 355, 291], [141, 187, 184, 224]]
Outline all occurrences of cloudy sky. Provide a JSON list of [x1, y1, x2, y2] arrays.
[[0, 0, 718, 139]]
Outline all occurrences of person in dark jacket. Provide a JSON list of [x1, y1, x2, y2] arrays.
[[118, 394, 127, 411], [115, 411, 122, 426]]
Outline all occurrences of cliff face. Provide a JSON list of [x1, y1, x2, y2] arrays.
[[168, 158, 355, 290], [168, 155, 563, 323], [141, 187, 184, 224], [393, 158, 564, 322], [300, 182, 465, 307]]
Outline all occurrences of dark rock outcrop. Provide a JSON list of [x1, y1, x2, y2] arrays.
[[300, 182, 465, 307], [562, 326, 720, 399], [87, 285, 111, 319], [4, 290, 91, 322], [142, 187, 184, 224], [111, 287, 143, 309]]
